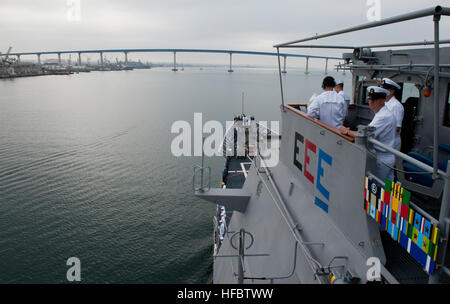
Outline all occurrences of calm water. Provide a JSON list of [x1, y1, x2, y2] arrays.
[[0, 67, 349, 283]]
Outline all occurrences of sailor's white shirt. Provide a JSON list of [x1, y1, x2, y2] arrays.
[[307, 91, 347, 128], [385, 96, 404, 149], [338, 90, 351, 106], [368, 105, 396, 154], [385, 96, 404, 128]]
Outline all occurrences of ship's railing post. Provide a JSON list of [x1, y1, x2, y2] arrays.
[[193, 166, 211, 193], [429, 160, 450, 283], [172, 51, 178, 71], [228, 53, 233, 73], [432, 12, 441, 180], [213, 216, 219, 257], [354, 125, 370, 147], [193, 136, 211, 192], [276, 48, 286, 112], [201, 135, 205, 190], [238, 229, 245, 284]]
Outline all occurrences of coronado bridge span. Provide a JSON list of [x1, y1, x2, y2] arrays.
[[2, 48, 342, 74]]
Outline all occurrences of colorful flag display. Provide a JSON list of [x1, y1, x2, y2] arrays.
[[364, 177, 440, 275]]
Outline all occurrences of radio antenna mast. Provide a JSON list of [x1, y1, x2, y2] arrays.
[[241, 92, 244, 115]]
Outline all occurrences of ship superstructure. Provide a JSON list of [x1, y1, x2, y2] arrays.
[[195, 6, 450, 284]]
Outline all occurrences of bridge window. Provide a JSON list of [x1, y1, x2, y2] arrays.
[[444, 84, 450, 128], [401, 83, 419, 104]]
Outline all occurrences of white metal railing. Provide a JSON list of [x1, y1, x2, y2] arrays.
[[368, 137, 449, 180]]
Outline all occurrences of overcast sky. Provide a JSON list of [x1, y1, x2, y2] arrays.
[[1, 0, 449, 67]]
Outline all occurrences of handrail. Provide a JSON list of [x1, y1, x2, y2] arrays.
[[287, 103, 309, 108], [274, 6, 447, 47], [368, 137, 449, 180], [284, 104, 354, 142], [278, 39, 450, 50]]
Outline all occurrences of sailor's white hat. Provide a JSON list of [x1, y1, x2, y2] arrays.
[[381, 78, 401, 90], [336, 80, 344, 85], [367, 86, 390, 99]]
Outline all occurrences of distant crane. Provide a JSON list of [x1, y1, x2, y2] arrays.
[[1, 46, 16, 66]]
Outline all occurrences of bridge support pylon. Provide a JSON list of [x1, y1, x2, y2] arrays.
[[172, 52, 178, 71], [78, 52, 82, 66], [37, 54, 41, 65], [124, 52, 128, 66], [58, 53, 61, 66], [228, 53, 233, 72], [282, 56, 287, 74], [100, 52, 104, 67], [305, 57, 309, 75], [324, 58, 328, 75]]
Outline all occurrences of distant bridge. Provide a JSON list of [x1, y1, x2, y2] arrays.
[[2, 48, 343, 74]]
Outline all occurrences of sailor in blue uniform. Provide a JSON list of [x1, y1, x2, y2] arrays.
[[382, 78, 404, 150], [340, 86, 396, 181], [307, 76, 347, 128]]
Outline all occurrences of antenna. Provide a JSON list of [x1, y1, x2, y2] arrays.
[[241, 92, 245, 115]]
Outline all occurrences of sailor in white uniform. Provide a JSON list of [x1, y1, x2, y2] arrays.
[[381, 78, 404, 150], [335, 80, 351, 107], [220, 207, 226, 219], [340, 86, 396, 181], [218, 219, 225, 242], [307, 76, 347, 128]]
